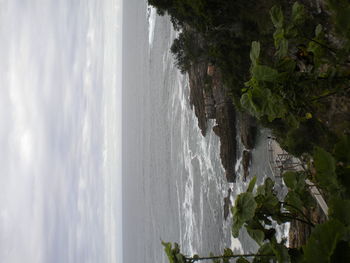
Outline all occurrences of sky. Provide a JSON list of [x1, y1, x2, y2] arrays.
[[0, 0, 122, 262]]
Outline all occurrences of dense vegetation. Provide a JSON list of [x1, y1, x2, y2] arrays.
[[149, 0, 282, 99], [148, 0, 350, 262]]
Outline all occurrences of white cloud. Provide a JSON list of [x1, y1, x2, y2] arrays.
[[0, 0, 122, 262]]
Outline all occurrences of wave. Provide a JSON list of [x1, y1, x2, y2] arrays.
[[147, 6, 157, 47]]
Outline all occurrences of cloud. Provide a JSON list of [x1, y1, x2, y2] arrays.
[[0, 0, 122, 262]]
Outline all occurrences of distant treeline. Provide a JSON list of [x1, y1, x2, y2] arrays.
[[149, 0, 287, 102]]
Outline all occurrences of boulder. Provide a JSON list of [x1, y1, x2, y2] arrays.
[[242, 150, 252, 181], [223, 188, 232, 220], [211, 69, 237, 182], [188, 61, 208, 136], [239, 112, 257, 150]]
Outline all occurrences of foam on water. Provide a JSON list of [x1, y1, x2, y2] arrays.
[[147, 6, 157, 47], [164, 27, 240, 254]]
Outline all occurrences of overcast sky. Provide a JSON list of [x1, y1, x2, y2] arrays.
[[0, 0, 122, 262]]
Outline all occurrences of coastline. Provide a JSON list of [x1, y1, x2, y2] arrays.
[[188, 63, 257, 182]]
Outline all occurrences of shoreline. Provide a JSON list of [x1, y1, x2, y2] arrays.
[[188, 63, 257, 182]]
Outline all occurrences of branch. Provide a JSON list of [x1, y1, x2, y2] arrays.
[[279, 212, 315, 227], [281, 202, 315, 225], [303, 36, 337, 54]]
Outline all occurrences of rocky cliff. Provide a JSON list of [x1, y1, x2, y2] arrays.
[[188, 62, 208, 136], [211, 69, 237, 182], [239, 112, 257, 150], [187, 63, 257, 182]]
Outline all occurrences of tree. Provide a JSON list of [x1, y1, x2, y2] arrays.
[[170, 29, 207, 73], [231, 176, 315, 247]]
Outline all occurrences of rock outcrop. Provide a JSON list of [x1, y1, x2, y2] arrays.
[[239, 112, 257, 150], [203, 88, 216, 119], [242, 150, 252, 181], [188, 63, 237, 182], [188, 62, 208, 136], [223, 188, 232, 220], [211, 69, 237, 182]]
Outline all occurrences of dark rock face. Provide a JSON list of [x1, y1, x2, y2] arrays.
[[203, 89, 216, 119], [188, 62, 208, 136], [242, 150, 252, 181], [239, 112, 257, 150], [188, 63, 237, 182], [211, 69, 237, 182], [223, 188, 232, 220]]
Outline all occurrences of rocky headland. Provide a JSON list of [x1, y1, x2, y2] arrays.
[[188, 62, 257, 182], [211, 68, 237, 182], [188, 61, 208, 136], [239, 112, 257, 150]]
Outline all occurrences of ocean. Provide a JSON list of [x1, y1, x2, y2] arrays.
[[122, 1, 288, 262]]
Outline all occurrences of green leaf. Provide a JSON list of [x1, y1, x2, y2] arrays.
[[253, 243, 274, 263], [286, 114, 300, 129], [247, 176, 257, 193], [273, 27, 285, 46], [251, 87, 270, 115], [176, 253, 186, 263], [284, 191, 303, 212], [313, 147, 341, 195], [255, 178, 281, 222], [231, 192, 257, 237], [291, 2, 305, 26], [276, 57, 296, 73], [223, 248, 233, 256], [246, 219, 267, 244], [252, 65, 279, 82], [275, 38, 288, 58], [283, 171, 298, 189], [265, 177, 275, 191], [250, 41, 260, 66], [271, 241, 290, 263], [334, 135, 350, 164], [162, 241, 176, 263], [315, 24, 323, 37], [242, 78, 287, 122], [247, 228, 265, 245], [329, 198, 350, 226], [257, 178, 275, 196], [173, 243, 180, 254], [303, 219, 346, 263], [282, 171, 305, 191], [273, 26, 289, 56], [244, 77, 259, 89], [264, 93, 287, 122], [285, 24, 298, 38], [223, 248, 234, 263], [240, 91, 262, 119], [257, 191, 279, 209], [299, 188, 316, 208], [237, 258, 250, 263], [270, 5, 284, 28]]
